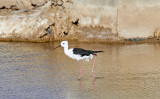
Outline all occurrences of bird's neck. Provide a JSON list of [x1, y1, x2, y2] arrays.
[[64, 46, 68, 52]]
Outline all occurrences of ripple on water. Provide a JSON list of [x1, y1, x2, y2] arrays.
[[1, 42, 160, 99]]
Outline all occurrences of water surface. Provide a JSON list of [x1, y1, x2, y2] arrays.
[[1, 42, 160, 99]]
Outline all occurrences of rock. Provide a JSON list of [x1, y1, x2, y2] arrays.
[[0, 0, 122, 42], [0, 1, 55, 41]]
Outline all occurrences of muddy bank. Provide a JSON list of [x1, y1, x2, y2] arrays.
[[0, 0, 160, 42]]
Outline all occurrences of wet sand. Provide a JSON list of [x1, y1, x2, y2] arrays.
[[1, 42, 160, 99]]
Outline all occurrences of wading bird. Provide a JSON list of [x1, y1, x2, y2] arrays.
[[54, 41, 103, 80]]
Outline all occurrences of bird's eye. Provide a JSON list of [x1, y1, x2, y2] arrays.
[[63, 43, 65, 44]]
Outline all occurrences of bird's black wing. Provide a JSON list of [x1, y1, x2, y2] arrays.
[[73, 48, 91, 56]]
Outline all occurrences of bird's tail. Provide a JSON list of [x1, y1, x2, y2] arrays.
[[91, 51, 104, 53]]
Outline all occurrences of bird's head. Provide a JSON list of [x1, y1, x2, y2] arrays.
[[54, 41, 68, 49], [60, 41, 68, 48]]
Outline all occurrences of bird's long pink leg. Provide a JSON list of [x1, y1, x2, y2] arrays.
[[92, 54, 97, 77], [78, 61, 82, 80]]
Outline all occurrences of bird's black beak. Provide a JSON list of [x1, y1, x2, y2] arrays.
[[54, 45, 61, 49]]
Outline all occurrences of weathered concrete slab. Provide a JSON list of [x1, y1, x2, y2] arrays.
[[73, 0, 119, 41], [118, 0, 160, 38], [0, 0, 160, 42]]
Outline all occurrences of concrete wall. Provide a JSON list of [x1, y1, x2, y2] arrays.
[[0, 0, 160, 42], [73, 0, 118, 40], [74, 0, 160, 39], [118, 0, 160, 38]]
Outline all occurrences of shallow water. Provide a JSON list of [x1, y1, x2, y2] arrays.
[[1, 42, 160, 99]]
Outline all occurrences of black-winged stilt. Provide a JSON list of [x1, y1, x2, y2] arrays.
[[54, 41, 103, 80]]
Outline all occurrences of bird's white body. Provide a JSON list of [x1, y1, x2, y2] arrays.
[[63, 46, 93, 61]]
